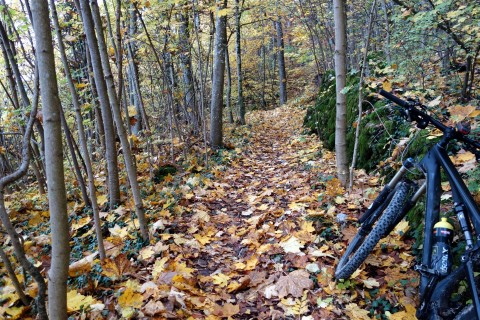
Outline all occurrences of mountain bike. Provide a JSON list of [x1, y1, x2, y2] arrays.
[[335, 89, 480, 319]]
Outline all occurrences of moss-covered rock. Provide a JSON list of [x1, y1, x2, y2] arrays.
[[303, 72, 416, 172]]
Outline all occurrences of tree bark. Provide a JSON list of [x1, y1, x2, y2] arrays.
[[210, 0, 228, 148], [75, 0, 120, 207], [235, 0, 246, 124], [349, 0, 376, 189], [275, 17, 287, 105], [31, 1, 70, 318], [0, 245, 29, 305], [87, 0, 149, 241], [333, 0, 348, 186], [225, 47, 234, 123], [50, 0, 106, 260], [177, 9, 200, 132]]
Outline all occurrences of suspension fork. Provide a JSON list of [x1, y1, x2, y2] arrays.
[[358, 158, 416, 224]]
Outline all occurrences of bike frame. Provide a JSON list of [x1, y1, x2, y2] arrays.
[[409, 129, 480, 319]]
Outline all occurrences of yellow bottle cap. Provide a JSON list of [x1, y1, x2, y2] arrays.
[[434, 217, 454, 230]]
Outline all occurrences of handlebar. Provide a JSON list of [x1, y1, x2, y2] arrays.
[[379, 90, 480, 151]]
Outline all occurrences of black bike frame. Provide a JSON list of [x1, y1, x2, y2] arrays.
[[418, 137, 480, 318]]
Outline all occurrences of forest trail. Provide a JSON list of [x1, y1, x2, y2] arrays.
[[169, 103, 339, 318], [155, 102, 418, 319]]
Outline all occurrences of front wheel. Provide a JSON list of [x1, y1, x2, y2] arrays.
[[335, 181, 414, 280]]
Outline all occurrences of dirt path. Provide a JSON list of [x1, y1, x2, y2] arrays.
[[170, 104, 347, 318], [168, 103, 418, 319]]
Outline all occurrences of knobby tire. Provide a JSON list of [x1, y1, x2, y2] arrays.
[[335, 181, 413, 280]]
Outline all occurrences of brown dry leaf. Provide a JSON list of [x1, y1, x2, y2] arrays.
[[448, 105, 476, 122], [275, 270, 313, 298], [213, 302, 240, 317], [68, 251, 98, 277], [143, 299, 165, 316], [101, 254, 135, 280]]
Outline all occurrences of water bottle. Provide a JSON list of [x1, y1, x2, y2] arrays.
[[431, 217, 454, 276]]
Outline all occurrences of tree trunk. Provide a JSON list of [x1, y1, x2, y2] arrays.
[[381, 0, 391, 64], [75, 0, 120, 207], [177, 10, 200, 132], [31, 1, 70, 318], [333, 0, 349, 186], [50, 0, 106, 260], [235, 0, 246, 124], [87, 0, 149, 241], [210, 0, 228, 148], [349, 0, 376, 189], [0, 245, 29, 305], [127, 3, 144, 134], [225, 47, 234, 123], [275, 18, 287, 105]]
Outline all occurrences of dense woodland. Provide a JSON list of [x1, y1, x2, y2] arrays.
[[0, 0, 479, 319]]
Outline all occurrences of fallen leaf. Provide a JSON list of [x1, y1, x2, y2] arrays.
[[102, 254, 135, 280], [344, 303, 371, 320], [118, 287, 143, 309], [279, 236, 304, 253], [67, 290, 99, 312], [213, 302, 240, 317], [212, 273, 230, 287], [275, 270, 313, 298]]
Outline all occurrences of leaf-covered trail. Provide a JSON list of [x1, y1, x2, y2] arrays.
[[162, 103, 418, 319], [179, 104, 339, 318]]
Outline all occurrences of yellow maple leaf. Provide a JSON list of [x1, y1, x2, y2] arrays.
[[71, 216, 92, 231], [139, 246, 155, 261], [194, 234, 212, 245], [301, 221, 315, 233], [257, 203, 269, 210], [448, 105, 476, 122], [175, 262, 195, 277], [234, 262, 246, 270], [4, 306, 26, 319], [67, 290, 99, 312], [288, 202, 307, 211], [152, 257, 169, 280], [245, 255, 258, 270], [108, 225, 129, 238], [212, 273, 230, 287], [454, 151, 475, 163], [127, 105, 137, 117], [382, 79, 392, 92], [118, 288, 143, 309], [96, 194, 108, 206], [344, 303, 371, 320]]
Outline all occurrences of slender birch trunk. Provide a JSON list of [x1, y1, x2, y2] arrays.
[[275, 17, 287, 105], [349, 0, 376, 189], [333, 0, 348, 186]]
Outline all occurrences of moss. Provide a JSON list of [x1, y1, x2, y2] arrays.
[[153, 164, 177, 183], [304, 73, 385, 170]]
